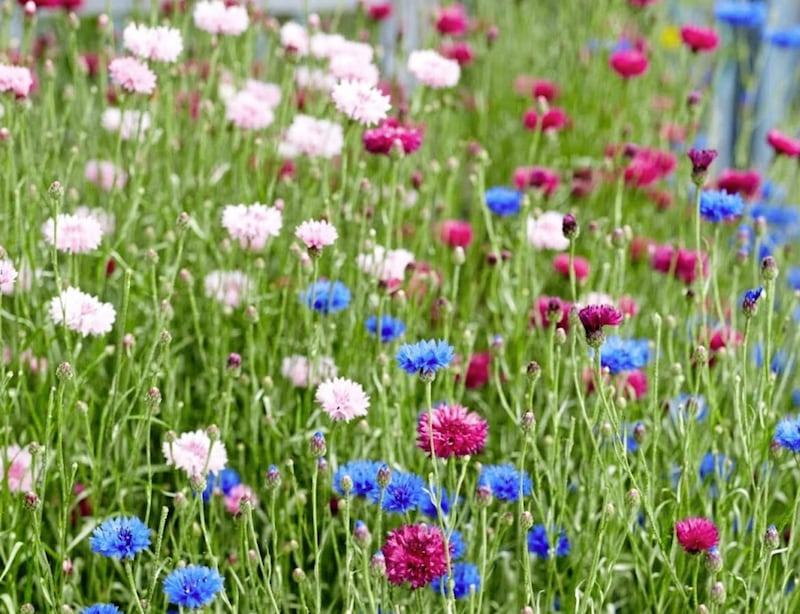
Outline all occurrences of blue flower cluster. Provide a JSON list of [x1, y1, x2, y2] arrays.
[[89, 516, 151, 560], [599, 336, 649, 374], [765, 27, 800, 48], [82, 606, 122, 614], [699, 190, 745, 222], [774, 415, 800, 452], [430, 563, 481, 599], [485, 186, 523, 216], [333, 460, 385, 497], [366, 314, 406, 342], [302, 280, 351, 314], [527, 525, 570, 559], [478, 464, 533, 502]]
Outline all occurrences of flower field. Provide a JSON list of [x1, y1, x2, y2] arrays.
[[1, 0, 800, 612]]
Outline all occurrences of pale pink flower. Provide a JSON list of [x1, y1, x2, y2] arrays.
[[295, 219, 338, 250], [75, 206, 115, 237], [102, 107, 151, 141], [526, 211, 570, 250], [328, 54, 380, 86], [244, 79, 282, 108], [0, 64, 33, 98], [0, 445, 34, 492], [0, 260, 18, 295], [193, 0, 249, 36], [310, 32, 347, 58], [281, 355, 338, 387], [280, 21, 309, 55], [123, 23, 183, 63], [50, 287, 116, 337], [225, 90, 275, 130], [295, 66, 336, 92], [331, 79, 390, 126], [204, 270, 252, 308], [108, 57, 157, 95], [407, 50, 460, 88], [278, 114, 344, 159], [357, 245, 415, 282], [85, 160, 127, 191], [42, 213, 103, 254], [221, 203, 282, 250], [163, 429, 228, 476], [315, 377, 370, 421], [225, 483, 258, 514]]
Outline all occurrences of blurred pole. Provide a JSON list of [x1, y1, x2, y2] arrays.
[[380, 0, 427, 91]]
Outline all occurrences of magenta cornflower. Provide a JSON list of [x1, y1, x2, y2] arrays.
[[108, 57, 157, 95], [42, 213, 103, 254], [687, 148, 718, 183], [407, 50, 461, 88], [50, 287, 116, 337], [193, 0, 249, 36], [609, 49, 648, 78], [331, 79, 391, 126], [383, 524, 450, 589], [221, 203, 282, 251], [675, 517, 719, 554], [0, 64, 33, 98], [295, 219, 339, 252], [314, 377, 370, 422], [417, 403, 488, 458], [163, 429, 228, 477], [363, 118, 424, 156], [578, 304, 623, 347]]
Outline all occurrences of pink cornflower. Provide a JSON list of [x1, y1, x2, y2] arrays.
[[541, 107, 568, 132], [0, 64, 34, 98], [0, 260, 18, 295], [102, 108, 151, 141], [435, 3, 469, 36], [222, 203, 282, 251], [108, 57, 156, 95], [438, 219, 473, 248], [193, 0, 249, 36], [365, 1, 392, 21], [163, 429, 228, 476], [530, 295, 571, 331], [243, 79, 282, 108], [280, 21, 309, 55], [407, 50, 460, 89], [767, 129, 800, 158], [383, 524, 449, 589], [329, 54, 380, 85], [85, 160, 127, 191], [294, 66, 336, 92], [123, 23, 183, 62], [295, 219, 338, 252], [531, 79, 559, 101], [651, 244, 708, 284], [675, 517, 719, 554], [417, 403, 488, 458], [278, 114, 344, 159], [527, 211, 570, 250], [680, 25, 719, 53], [74, 206, 115, 237], [553, 253, 590, 281], [331, 79, 390, 126], [42, 213, 103, 254], [225, 90, 275, 130], [0, 444, 34, 492], [717, 168, 760, 199], [439, 41, 475, 66], [578, 304, 623, 347], [50, 287, 116, 337], [315, 377, 370, 422], [204, 270, 252, 308], [281, 354, 338, 388], [363, 118, 423, 155], [514, 166, 560, 196], [225, 484, 258, 514], [609, 49, 648, 79], [357, 246, 415, 283]]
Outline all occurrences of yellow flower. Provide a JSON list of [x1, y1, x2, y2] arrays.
[[660, 25, 682, 50]]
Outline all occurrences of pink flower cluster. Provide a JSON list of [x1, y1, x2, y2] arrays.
[[108, 57, 157, 95], [514, 166, 560, 197], [0, 64, 33, 98], [278, 115, 344, 159], [651, 244, 708, 284], [193, 0, 249, 36], [123, 23, 184, 63], [624, 147, 676, 188], [363, 118, 424, 156], [407, 50, 461, 89], [222, 203, 282, 251]]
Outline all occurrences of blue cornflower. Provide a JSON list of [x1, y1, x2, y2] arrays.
[[365, 315, 406, 343], [301, 280, 351, 314], [478, 464, 533, 502], [485, 186, 522, 216], [750, 204, 800, 228], [668, 394, 708, 422], [430, 563, 481, 599], [787, 267, 800, 291], [619, 422, 644, 453], [89, 516, 151, 560], [163, 565, 224, 609], [447, 529, 466, 560], [598, 336, 649, 374], [774, 415, 800, 452], [765, 27, 800, 48], [752, 344, 794, 376], [396, 339, 455, 378], [369, 471, 425, 514], [527, 525, 570, 559], [82, 606, 122, 614], [333, 460, 383, 497], [419, 486, 460, 518], [699, 190, 745, 222], [202, 468, 241, 502], [699, 452, 735, 498], [714, 1, 767, 29]]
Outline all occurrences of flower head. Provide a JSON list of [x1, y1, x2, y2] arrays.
[[366, 315, 406, 342], [526, 211, 570, 250], [225, 90, 275, 130], [407, 50, 460, 89], [675, 517, 719, 554], [295, 219, 338, 252], [431, 563, 481, 600], [301, 280, 352, 314], [396, 340, 455, 378], [102, 108, 151, 141], [578, 304, 623, 347], [774, 414, 800, 452], [0, 260, 18, 295], [417, 403, 488, 458], [193, 0, 249, 36], [714, 1, 767, 29], [435, 3, 469, 36], [369, 471, 426, 514], [85, 160, 127, 191], [221, 203, 282, 251], [123, 23, 183, 62], [163, 429, 228, 477], [687, 148, 718, 182], [485, 186, 522, 216], [202, 468, 241, 502], [89, 516, 151, 559], [599, 336, 650, 374], [767, 129, 800, 158], [279, 114, 344, 159], [331, 79, 391, 126], [163, 565, 224, 609], [315, 377, 370, 422], [478, 464, 533, 502], [82, 606, 122, 614], [224, 483, 258, 514], [680, 25, 719, 53], [742, 286, 763, 316], [609, 49, 648, 78], [363, 118, 424, 156], [383, 524, 449, 589], [50, 287, 116, 337], [281, 354, 337, 388], [357, 246, 415, 283], [42, 213, 103, 254], [333, 460, 383, 497], [527, 525, 570, 559], [0, 444, 34, 492], [717, 168, 760, 198], [204, 271, 252, 308], [0, 64, 33, 98], [108, 57, 156, 95], [700, 190, 745, 222]]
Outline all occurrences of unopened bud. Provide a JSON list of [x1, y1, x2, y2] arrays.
[[354, 520, 371, 547], [24, 491, 41, 511], [310, 432, 326, 457], [705, 547, 722, 574], [377, 464, 392, 488], [761, 256, 778, 281], [765, 524, 779, 550], [710, 581, 726, 605]]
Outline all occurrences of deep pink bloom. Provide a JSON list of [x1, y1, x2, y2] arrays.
[[531, 79, 559, 101], [438, 219, 473, 248], [709, 327, 743, 364], [620, 369, 648, 400], [295, 219, 338, 251], [541, 107, 568, 132], [108, 57, 156, 95], [531, 296, 571, 331], [624, 148, 676, 187], [651, 244, 708, 284], [675, 517, 719, 554], [363, 118, 423, 156], [578, 304, 623, 346], [514, 166, 559, 196], [417, 403, 488, 458], [680, 25, 719, 53], [553, 253, 589, 281], [464, 352, 491, 389], [609, 49, 648, 78], [687, 148, 718, 176], [628, 0, 658, 5], [767, 129, 800, 158], [522, 108, 538, 130], [439, 41, 475, 66], [365, 1, 392, 21], [435, 3, 468, 36], [717, 169, 760, 199], [383, 524, 449, 589]]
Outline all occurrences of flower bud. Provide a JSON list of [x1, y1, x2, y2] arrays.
[[710, 581, 726, 605], [23, 491, 40, 512], [520, 511, 533, 530], [625, 488, 640, 510], [370, 551, 386, 576], [520, 412, 536, 433], [562, 213, 579, 240], [376, 464, 392, 488], [476, 484, 493, 507], [56, 362, 73, 381], [765, 524, 779, 550], [692, 345, 708, 365], [704, 547, 722, 574], [265, 465, 281, 490], [340, 474, 354, 494], [292, 568, 306, 583], [310, 431, 326, 458], [354, 520, 371, 547], [761, 256, 778, 281]]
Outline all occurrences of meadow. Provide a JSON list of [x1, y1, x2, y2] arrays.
[[1, 0, 800, 612]]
